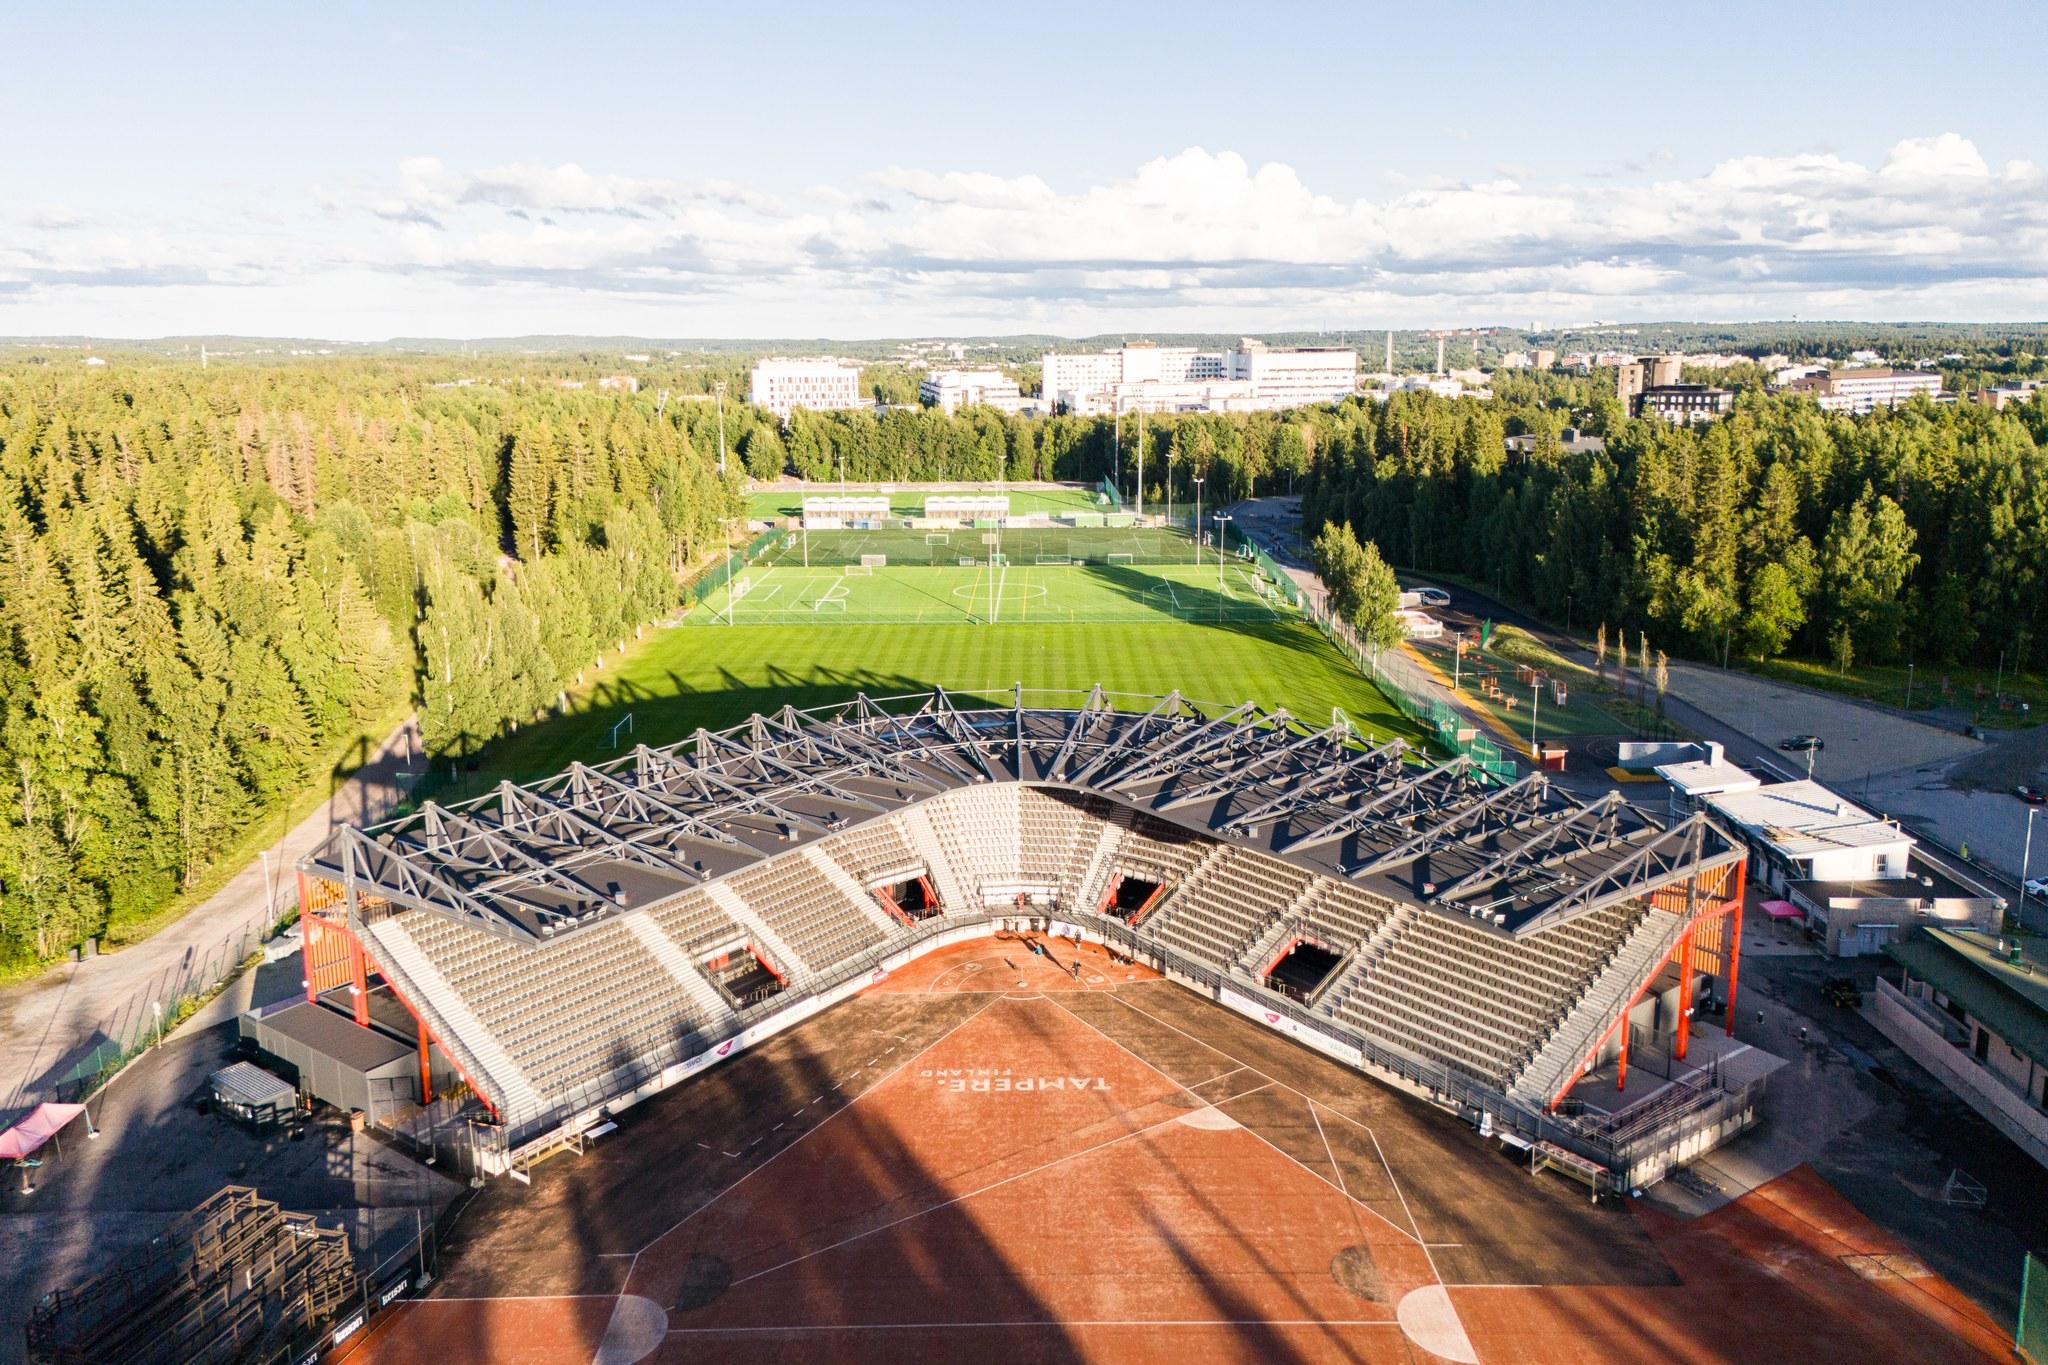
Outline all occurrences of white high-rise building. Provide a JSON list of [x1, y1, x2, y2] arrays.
[[749, 357, 866, 418], [1784, 368, 1944, 414], [1039, 340, 1354, 415]]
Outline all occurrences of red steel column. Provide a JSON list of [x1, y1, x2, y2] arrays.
[[1616, 1009, 1631, 1092], [1675, 924, 1695, 1062], [1724, 860, 1747, 1036], [349, 935, 371, 1026], [417, 1018, 435, 1104]]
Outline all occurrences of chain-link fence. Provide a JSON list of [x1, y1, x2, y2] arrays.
[[14, 903, 298, 1116], [2022, 1251, 2047, 1363], [683, 528, 782, 607], [753, 524, 1202, 568]]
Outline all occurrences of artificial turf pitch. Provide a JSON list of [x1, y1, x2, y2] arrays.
[[692, 560, 1283, 626]]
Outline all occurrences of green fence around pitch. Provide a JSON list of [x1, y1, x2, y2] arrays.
[[1097, 475, 1123, 510], [684, 529, 781, 606], [2022, 1252, 2047, 1363]]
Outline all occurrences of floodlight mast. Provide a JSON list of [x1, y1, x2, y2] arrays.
[[714, 381, 727, 476], [1193, 476, 1205, 567]]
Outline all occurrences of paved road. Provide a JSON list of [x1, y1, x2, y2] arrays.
[[0, 718, 422, 1117]]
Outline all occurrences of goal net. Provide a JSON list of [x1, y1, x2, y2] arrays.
[[844, 564, 872, 577], [1036, 555, 1074, 566], [1106, 552, 1136, 566]]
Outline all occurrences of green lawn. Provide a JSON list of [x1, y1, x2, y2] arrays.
[[426, 618, 1421, 802], [745, 483, 1107, 521]]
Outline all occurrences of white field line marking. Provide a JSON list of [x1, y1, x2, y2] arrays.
[[625, 994, 1003, 1264], [726, 1075, 1274, 1291], [1093, 989, 1419, 1244], [1308, 1099, 1349, 1199], [668, 1318, 1404, 1334]]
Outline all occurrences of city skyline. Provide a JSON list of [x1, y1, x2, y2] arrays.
[[5, 0, 2046, 339]]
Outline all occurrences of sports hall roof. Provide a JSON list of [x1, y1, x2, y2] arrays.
[[302, 688, 1742, 946]]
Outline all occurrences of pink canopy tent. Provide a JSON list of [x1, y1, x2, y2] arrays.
[[0, 1102, 88, 1160], [1761, 899, 1804, 921]]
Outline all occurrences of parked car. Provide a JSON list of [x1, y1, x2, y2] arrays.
[[2026, 877, 2048, 898], [1415, 587, 1452, 608], [1779, 735, 1825, 752], [2015, 784, 2046, 805]]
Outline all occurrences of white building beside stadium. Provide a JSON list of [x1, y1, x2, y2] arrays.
[[749, 357, 866, 418], [1042, 340, 1356, 415]]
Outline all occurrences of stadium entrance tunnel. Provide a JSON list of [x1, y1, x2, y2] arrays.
[[1264, 939, 1343, 1002], [702, 945, 786, 1009], [1103, 873, 1164, 923], [876, 875, 939, 923]]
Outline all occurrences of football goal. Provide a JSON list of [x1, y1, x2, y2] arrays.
[[844, 564, 872, 577], [1036, 555, 1074, 566], [1105, 552, 1137, 566]]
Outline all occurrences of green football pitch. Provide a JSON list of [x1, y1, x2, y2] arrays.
[[436, 618, 1421, 794], [745, 483, 1107, 521], [687, 559, 1286, 626]]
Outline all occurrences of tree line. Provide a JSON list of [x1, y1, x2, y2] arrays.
[[1300, 387, 2048, 676], [0, 362, 736, 970]]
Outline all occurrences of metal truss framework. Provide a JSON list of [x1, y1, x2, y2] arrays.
[[302, 688, 1743, 945]]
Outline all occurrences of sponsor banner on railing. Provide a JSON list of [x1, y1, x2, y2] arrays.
[[1215, 985, 1364, 1069]]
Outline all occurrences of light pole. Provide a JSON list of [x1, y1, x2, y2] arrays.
[[1530, 680, 1541, 754], [1805, 742, 1817, 780], [2022, 807, 2038, 922], [259, 849, 278, 923], [1212, 513, 1232, 602], [714, 381, 727, 477], [1905, 662, 1915, 709], [1192, 476, 1205, 566]]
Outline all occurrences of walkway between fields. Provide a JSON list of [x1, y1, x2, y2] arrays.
[[0, 718, 423, 1117]]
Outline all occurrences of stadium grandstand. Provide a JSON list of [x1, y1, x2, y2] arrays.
[[296, 687, 1756, 1189]]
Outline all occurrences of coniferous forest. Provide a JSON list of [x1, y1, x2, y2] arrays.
[[2, 354, 2045, 973]]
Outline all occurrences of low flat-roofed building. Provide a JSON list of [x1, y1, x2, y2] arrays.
[[800, 494, 892, 527], [1877, 927, 2048, 1166], [920, 368, 1028, 414], [1656, 758, 1761, 822], [241, 993, 459, 1121], [1788, 858, 2001, 956], [1703, 779, 1913, 893]]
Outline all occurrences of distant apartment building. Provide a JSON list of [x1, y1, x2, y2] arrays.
[[1974, 379, 2044, 411], [1633, 384, 1733, 425], [596, 374, 640, 393], [1041, 340, 1354, 415], [1786, 367, 1943, 414], [920, 368, 1029, 415], [1615, 354, 1684, 404], [748, 357, 866, 418]]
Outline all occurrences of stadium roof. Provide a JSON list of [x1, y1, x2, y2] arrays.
[[302, 688, 1742, 946]]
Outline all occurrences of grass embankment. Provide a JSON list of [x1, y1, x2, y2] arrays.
[[1750, 657, 2043, 727], [1483, 626, 1684, 739], [425, 618, 1422, 802]]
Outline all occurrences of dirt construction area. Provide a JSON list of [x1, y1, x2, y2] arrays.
[[333, 936, 2010, 1364]]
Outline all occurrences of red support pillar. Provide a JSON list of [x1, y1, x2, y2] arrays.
[[417, 1018, 434, 1105], [302, 915, 322, 1005], [1675, 925, 1695, 1061], [1616, 1011, 1631, 1092], [1724, 859, 1747, 1036], [349, 935, 371, 1026]]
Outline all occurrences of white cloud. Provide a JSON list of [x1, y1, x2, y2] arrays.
[[3, 134, 2045, 337]]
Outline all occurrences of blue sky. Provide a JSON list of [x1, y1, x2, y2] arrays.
[[4, 1, 2044, 338]]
